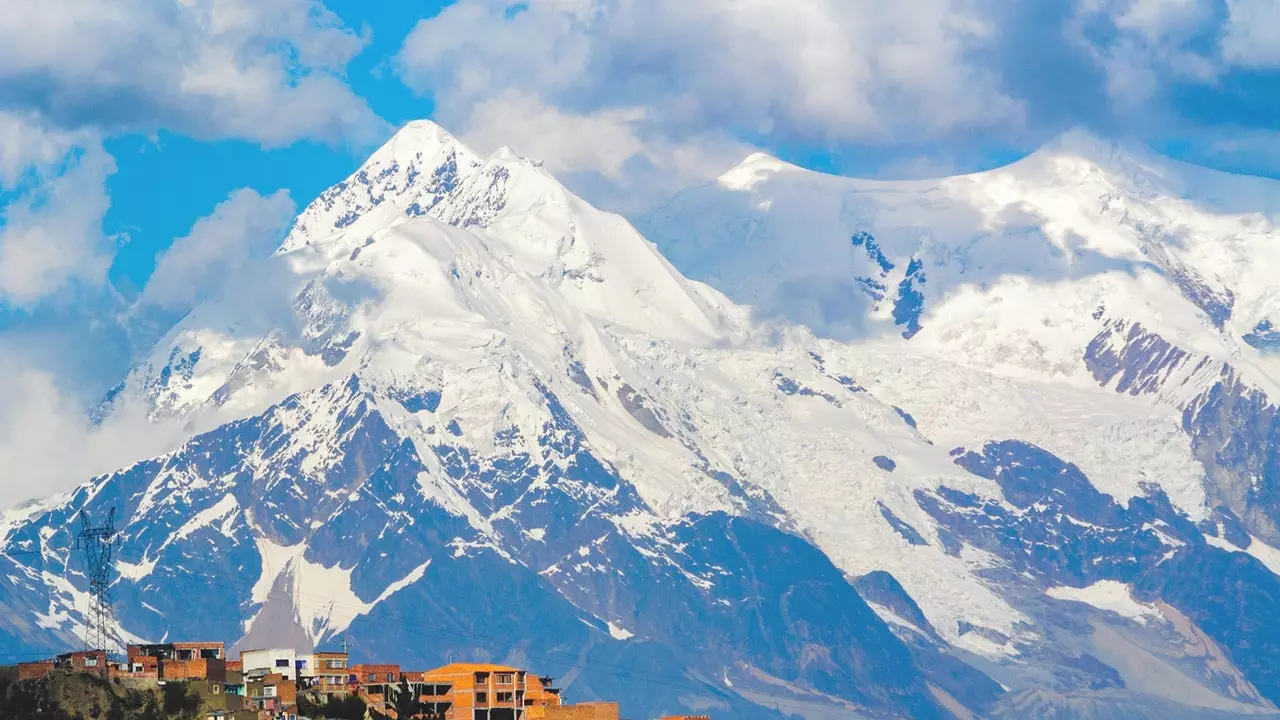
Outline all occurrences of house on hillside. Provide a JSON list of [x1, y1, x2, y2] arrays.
[[18, 650, 108, 680], [296, 650, 350, 698], [125, 641, 226, 680]]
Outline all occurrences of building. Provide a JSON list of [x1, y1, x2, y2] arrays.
[[16, 650, 108, 681], [17, 661, 55, 681], [297, 650, 350, 697], [125, 642, 226, 680], [350, 663, 401, 715], [240, 648, 300, 682], [409, 663, 563, 720], [188, 677, 244, 716], [526, 702, 619, 720], [113, 652, 160, 680], [128, 641, 225, 663], [245, 671, 297, 714]]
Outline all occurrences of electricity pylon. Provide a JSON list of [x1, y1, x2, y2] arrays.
[[76, 508, 119, 653]]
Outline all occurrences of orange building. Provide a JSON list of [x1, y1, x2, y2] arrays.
[[410, 663, 562, 720], [527, 702, 619, 720]]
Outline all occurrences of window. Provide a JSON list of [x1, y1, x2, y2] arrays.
[[275, 659, 289, 668], [386, 673, 394, 682], [495, 673, 514, 685], [264, 686, 277, 698], [132, 664, 143, 673], [476, 692, 488, 704], [213, 685, 221, 695], [366, 674, 376, 682], [83, 657, 98, 667], [497, 692, 513, 703]]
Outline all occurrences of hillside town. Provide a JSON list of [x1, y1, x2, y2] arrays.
[[2, 642, 710, 720]]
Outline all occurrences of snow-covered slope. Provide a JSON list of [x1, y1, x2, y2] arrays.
[[641, 129, 1280, 535], [5, 123, 1280, 719]]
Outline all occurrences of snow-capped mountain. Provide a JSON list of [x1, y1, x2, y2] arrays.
[[3, 121, 1280, 719]]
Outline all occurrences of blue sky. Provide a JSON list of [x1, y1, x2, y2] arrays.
[[1, 0, 1280, 498], [104, 1, 450, 292]]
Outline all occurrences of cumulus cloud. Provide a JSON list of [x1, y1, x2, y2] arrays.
[[0, 349, 182, 508], [0, 186, 299, 507], [0, 0, 387, 147], [143, 188, 297, 312], [396, 0, 1022, 207], [395, 0, 1280, 203], [0, 139, 116, 307], [1220, 0, 1280, 68]]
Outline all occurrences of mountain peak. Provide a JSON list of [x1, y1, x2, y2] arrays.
[[277, 120, 485, 253], [716, 150, 795, 190]]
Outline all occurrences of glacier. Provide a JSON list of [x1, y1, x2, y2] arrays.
[[3, 120, 1280, 718]]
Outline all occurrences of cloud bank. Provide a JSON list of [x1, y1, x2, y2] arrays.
[[396, 0, 1280, 207]]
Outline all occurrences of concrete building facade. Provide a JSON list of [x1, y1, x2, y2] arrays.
[[240, 648, 299, 682]]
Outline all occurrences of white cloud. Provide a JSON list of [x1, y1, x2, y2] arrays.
[[143, 188, 296, 311], [397, 0, 1023, 207], [463, 93, 650, 180], [1221, 0, 1280, 68], [0, 0, 386, 147], [1070, 0, 1280, 107], [455, 90, 754, 211], [0, 349, 182, 508], [0, 112, 89, 189], [0, 140, 116, 307], [401, 0, 1021, 143]]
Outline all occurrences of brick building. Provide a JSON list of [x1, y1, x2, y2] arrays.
[[125, 642, 226, 680], [17, 661, 55, 681], [16, 650, 108, 681], [350, 663, 401, 714]]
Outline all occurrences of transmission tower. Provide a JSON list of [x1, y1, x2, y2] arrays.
[[76, 508, 119, 653]]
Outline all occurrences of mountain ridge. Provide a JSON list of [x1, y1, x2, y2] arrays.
[[4, 120, 1280, 719]]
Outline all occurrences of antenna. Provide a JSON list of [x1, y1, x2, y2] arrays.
[[76, 508, 120, 653]]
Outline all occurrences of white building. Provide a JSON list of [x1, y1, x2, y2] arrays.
[[240, 648, 299, 681]]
